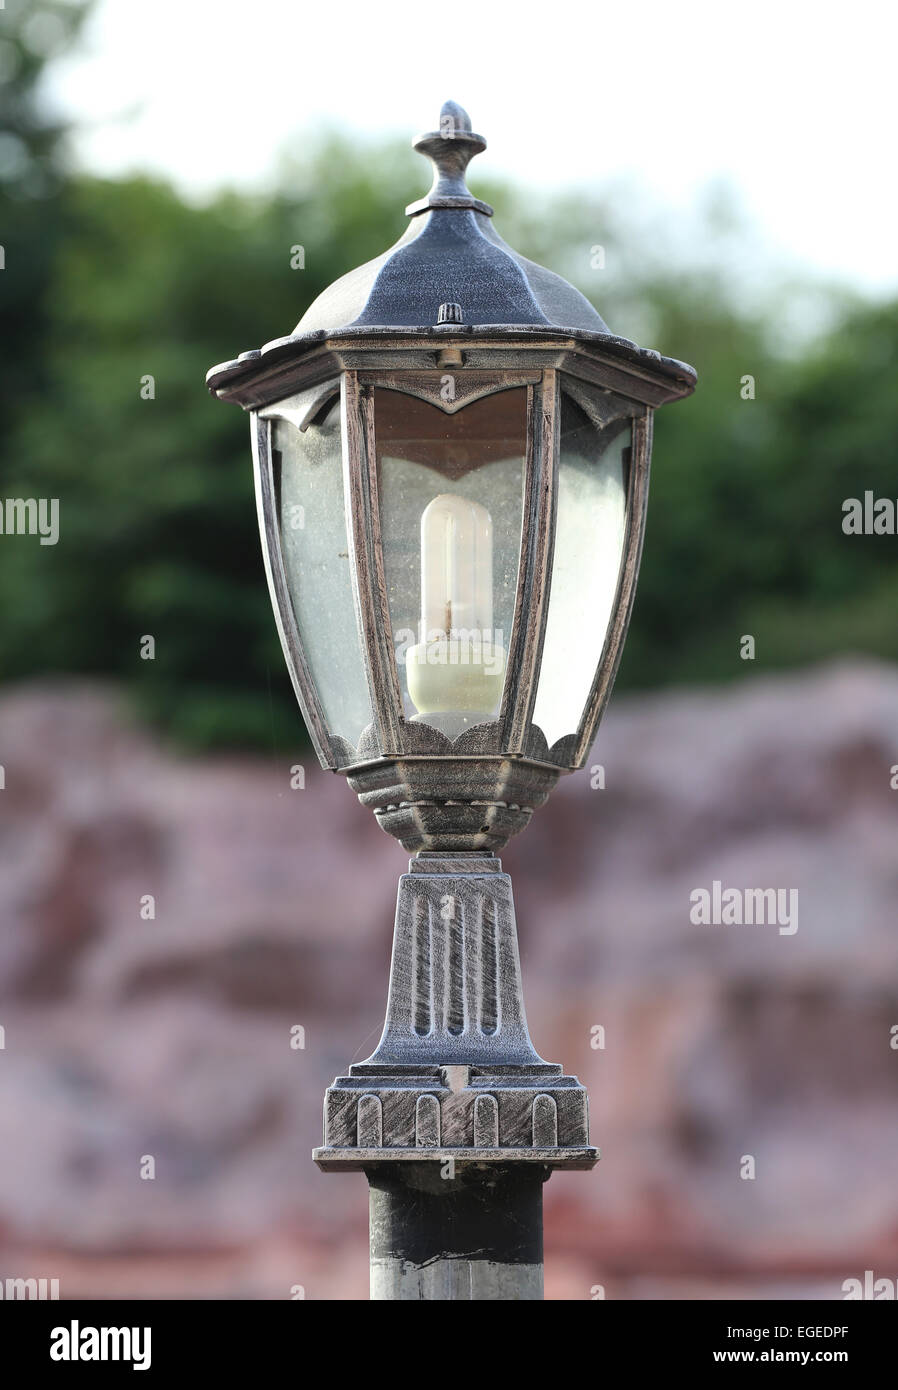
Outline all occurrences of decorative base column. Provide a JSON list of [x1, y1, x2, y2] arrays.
[[313, 852, 597, 1299]]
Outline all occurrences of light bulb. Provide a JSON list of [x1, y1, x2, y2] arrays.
[[406, 493, 506, 721]]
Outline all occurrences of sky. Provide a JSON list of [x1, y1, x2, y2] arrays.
[[42, 0, 898, 294]]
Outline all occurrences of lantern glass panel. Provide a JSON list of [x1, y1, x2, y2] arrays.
[[262, 386, 374, 758], [374, 387, 528, 739], [531, 385, 630, 751]]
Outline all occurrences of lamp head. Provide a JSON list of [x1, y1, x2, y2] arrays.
[[207, 103, 696, 851]]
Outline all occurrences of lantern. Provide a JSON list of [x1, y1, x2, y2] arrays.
[[207, 101, 695, 1300]]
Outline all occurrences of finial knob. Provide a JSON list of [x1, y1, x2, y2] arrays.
[[406, 100, 493, 218], [433, 100, 480, 144]]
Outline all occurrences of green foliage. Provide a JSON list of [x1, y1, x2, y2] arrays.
[[1, 5, 896, 748], [626, 294, 898, 687], [0, 1, 91, 401]]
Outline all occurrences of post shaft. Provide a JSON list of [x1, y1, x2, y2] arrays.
[[367, 1162, 545, 1301]]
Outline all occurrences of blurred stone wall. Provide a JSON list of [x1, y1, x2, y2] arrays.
[[0, 662, 896, 1299]]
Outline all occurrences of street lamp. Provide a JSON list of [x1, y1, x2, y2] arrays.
[[207, 100, 695, 1300]]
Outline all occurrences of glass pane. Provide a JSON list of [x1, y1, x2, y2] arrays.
[[261, 385, 373, 761], [531, 385, 630, 751], [374, 387, 527, 741]]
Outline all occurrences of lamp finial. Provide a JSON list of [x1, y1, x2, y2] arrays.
[[406, 100, 493, 218]]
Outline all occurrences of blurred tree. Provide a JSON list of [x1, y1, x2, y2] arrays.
[[0, 1, 91, 404]]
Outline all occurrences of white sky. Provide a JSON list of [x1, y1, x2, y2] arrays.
[[44, 0, 898, 293]]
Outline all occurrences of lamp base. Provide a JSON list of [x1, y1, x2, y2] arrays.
[[314, 852, 597, 1298], [314, 1061, 597, 1165], [314, 1146, 597, 1172], [315, 853, 597, 1166]]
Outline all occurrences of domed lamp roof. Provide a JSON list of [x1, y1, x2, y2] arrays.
[[207, 101, 695, 402]]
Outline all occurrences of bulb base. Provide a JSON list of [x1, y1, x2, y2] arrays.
[[406, 638, 505, 718]]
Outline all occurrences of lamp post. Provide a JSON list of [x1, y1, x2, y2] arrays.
[[207, 101, 695, 1300]]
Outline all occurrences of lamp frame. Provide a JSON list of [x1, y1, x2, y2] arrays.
[[246, 335, 656, 788]]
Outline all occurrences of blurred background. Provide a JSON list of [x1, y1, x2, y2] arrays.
[[0, 0, 896, 1299]]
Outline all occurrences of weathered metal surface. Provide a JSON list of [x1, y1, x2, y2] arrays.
[[316, 1148, 597, 1172], [368, 1162, 545, 1301], [362, 852, 545, 1067], [405, 100, 493, 218], [205, 101, 697, 406], [209, 335, 693, 412], [313, 854, 598, 1171], [355, 368, 540, 413], [346, 753, 560, 852]]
